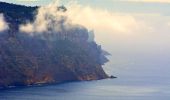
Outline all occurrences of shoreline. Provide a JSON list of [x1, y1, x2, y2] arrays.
[[0, 77, 115, 90]]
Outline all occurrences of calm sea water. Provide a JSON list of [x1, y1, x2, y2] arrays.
[[0, 53, 170, 100]]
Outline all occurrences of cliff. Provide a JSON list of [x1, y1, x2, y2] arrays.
[[0, 2, 109, 88]]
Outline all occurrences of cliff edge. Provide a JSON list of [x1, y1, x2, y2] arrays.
[[0, 2, 109, 88]]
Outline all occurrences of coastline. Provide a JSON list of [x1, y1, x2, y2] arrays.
[[0, 76, 112, 90]]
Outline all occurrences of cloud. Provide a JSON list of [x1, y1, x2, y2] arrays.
[[20, 0, 146, 36], [119, 0, 170, 3], [0, 14, 8, 32], [65, 2, 149, 35], [20, 23, 34, 33], [20, 0, 68, 34]]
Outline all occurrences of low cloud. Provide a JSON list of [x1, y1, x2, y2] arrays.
[[20, 0, 68, 34], [0, 14, 8, 32], [65, 2, 148, 34], [20, 0, 145, 36]]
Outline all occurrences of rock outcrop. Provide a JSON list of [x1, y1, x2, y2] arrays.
[[0, 2, 109, 88]]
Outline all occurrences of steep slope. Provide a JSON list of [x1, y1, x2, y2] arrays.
[[0, 2, 109, 88]]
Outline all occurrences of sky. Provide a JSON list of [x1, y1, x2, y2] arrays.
[[0, 0, 170, 14], [0, 0, 170, 76]]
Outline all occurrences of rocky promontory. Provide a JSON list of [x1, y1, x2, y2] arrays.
[[0, 2, 109, 88]]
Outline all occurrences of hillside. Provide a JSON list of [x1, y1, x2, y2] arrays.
[[0, 2, 109, 88]]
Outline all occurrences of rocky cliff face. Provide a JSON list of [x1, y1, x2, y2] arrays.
[[0, 2, 109, 88]]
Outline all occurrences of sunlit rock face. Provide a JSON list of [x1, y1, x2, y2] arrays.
[[0, 2, 108, 88]]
